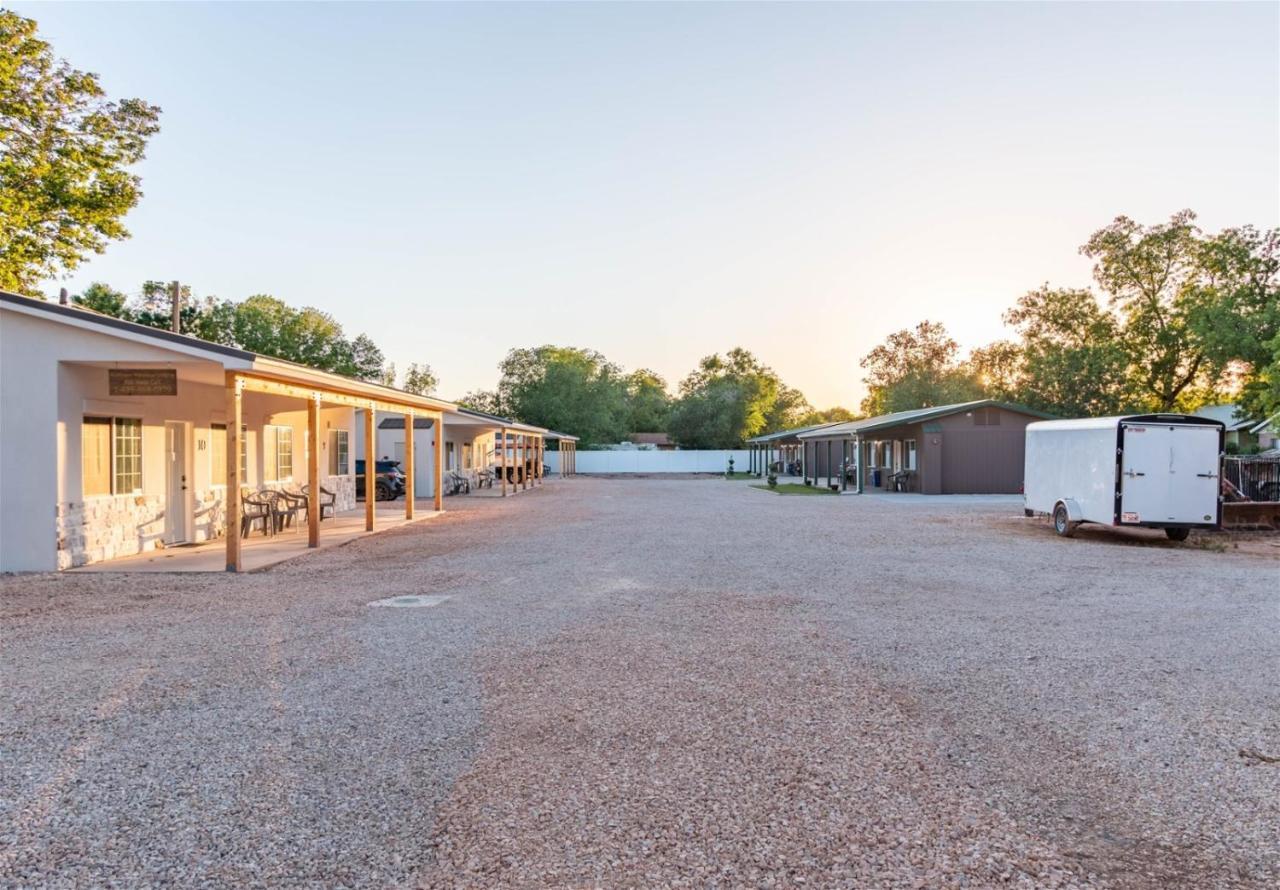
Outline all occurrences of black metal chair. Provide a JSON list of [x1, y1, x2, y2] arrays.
[[303, 483, 337, 519], [241, 490, 274, 537]]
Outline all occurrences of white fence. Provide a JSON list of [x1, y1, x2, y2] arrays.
[[545, 449, 750, 474]]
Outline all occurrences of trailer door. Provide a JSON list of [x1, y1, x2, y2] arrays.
[[1120, 423, 1219, 524]]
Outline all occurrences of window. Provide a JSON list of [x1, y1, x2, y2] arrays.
[[240, 425, 248, 483], [266, 425, 294, 481], [83, 416, 143, 496], [973, 407, 1001, 426], [82, 417, 112, 496], [211, 423, 227, 485], [446, 441, 456, 471], [464, 441, 473, 469], [329, 430, 350, 475], [114, 418, 142, 494], [905, 439, 918, 471]]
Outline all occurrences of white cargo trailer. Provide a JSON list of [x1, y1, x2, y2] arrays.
[[1024, 415, 1224, 541]]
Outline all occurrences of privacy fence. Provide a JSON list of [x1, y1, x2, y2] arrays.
[[545, 449, 750, 474]]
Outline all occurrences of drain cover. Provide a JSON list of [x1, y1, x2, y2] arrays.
[[368, 594, 451, 608]]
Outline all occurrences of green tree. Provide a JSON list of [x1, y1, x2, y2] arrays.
[[72, 281, 129, 317], [494, 346, 628, 445], [667, 348, 793, 448], [402, 362, 439, 396], [0, 11, 161, 294], [998, 286, 1133, 416], [859, 321, 983, 415], [458, 389, 504, 416], [624, 368, 671, 434]]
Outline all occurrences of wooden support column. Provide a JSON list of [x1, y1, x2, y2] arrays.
[[856, 437, 864, 494], [521, 435, 529, 490], [433, 414, 443, 512], [225, 372, 243, 573], [841, 439, 848, 492], [826, 439, 832, 488], [365, 405, 376, 531], [308, 393, 321, 548], [500, 428, 508, 496], [538, 437, 544, 485], [403, 411, 415, 520]]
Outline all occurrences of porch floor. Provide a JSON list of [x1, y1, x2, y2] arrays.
[[71, 499, 443, 574]]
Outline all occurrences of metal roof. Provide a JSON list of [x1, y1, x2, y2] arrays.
[[797, 400, 1057, 439], [746, 420, 845, 444], [1192, 404, 1257, 432], [1026, 413, 1225, 432]]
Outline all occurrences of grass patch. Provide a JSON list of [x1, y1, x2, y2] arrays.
[[723, 472, 757, 480], [750, 483, 838, 495]]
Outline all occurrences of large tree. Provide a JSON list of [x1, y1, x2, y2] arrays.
[[0, 11, 161, 294], [667, 348, 793, 448], [859, 321, 983, 415], [624, 368, 671, 434], [401, 362, 439, 396], [493, 346, 629, 445]]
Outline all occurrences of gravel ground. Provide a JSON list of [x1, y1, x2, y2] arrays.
[[1, 477, 1276, 888]]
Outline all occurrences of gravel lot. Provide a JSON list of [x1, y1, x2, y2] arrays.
[[1, 478, 1276, 888]]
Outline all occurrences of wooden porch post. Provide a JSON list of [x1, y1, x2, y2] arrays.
[[225, 372, 243, 572], [365, 405, 376, 531], [308, 394, 321, 548], [501, 428, 508, 496], [403, 411, 415, 520], [433, 413, 444, 512], [841, 439, 848, 492], [856, 436, 864, 494], [826, 439, 832, 488]]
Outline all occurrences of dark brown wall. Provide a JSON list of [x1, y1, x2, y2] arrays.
[[933, 407, 1036, 494]]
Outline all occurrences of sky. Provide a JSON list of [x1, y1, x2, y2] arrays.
[[14, 1, 1280, 409]]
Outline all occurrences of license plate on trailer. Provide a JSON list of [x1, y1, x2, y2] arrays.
[[1122, 511, 1140, 523]]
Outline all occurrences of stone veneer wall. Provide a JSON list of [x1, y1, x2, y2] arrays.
[[57, 475, 356, 570]]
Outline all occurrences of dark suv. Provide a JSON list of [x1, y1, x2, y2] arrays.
[[355, 459, 406, 501]]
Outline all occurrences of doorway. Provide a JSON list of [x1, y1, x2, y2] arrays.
[[164, 421, 190, 544]]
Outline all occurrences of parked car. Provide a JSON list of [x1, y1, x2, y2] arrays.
[[1024, 414, 1224, 541], [355, 459, 405, 501]]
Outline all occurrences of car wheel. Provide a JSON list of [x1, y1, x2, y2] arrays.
[[1165, 527, 1190, 542], [1053, 503, 1076, 538], [376, 483, 391, 501]]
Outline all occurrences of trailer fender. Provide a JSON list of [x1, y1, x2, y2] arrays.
[[1056, 498, 1084, 523]]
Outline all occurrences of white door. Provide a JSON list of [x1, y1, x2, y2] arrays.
[[164, 422, 190, 543], [1120, 423, 1219, 524]]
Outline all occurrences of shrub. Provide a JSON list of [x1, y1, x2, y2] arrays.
[[767, 472, 778, 488]]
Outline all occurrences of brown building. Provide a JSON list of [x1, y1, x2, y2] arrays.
[[797, 400, 1055, 494]]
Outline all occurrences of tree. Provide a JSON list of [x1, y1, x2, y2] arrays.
[[0, 11, 161, 294], [859, 321, 982, 415], [493, 346, 629, 445], [402, 362, 438, 396], [667, 348, 797, 448], [998, 286, 1133, 416], [72, 282, 128, 317], [799, 406, 857, 425], [624, 369, 671, 434], [458, 389, 504, 416], [964, 340, 1024, 403]]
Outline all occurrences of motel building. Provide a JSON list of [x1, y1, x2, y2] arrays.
[[0, 291, 573, 573]]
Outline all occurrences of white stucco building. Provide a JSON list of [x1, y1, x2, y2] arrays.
[[0, 292, 570, 573]]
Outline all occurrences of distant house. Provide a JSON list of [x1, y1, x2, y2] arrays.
[[797, 400, 1056, 494], [631, 432, 674, 450], [1251, 414, 1279, 452], [1193, 405, 1260, 452]]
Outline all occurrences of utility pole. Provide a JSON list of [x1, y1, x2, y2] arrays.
[[59, 287, 69, 305], [170, 280, 181, 333]]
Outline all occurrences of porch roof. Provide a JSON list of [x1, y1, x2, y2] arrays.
[[796, 400, 1056, 440], [746, 421, 844, 444], [2, 290, 457, 415]]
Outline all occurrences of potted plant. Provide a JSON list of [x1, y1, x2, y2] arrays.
[[767, 472, 778, 488], [726, 457, 735, 477]]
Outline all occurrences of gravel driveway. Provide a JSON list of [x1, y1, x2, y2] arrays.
[[1, 478, 1276, 888]]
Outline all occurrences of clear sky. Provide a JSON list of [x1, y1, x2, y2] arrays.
[[15, 1, 1280, 409]]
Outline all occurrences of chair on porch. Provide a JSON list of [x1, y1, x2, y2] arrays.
[[447, 470, 471, 495], [890, 469, 914, 492], [303, 483, 337, 520], [275, 488, 309, 531], [476, 467, 495, 489], [241, 490, 274, 538]]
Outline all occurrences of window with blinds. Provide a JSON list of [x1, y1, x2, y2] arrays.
[[266, 425, 293, 481], [329, 429, 350, 475], [82, 417, 112, 496], [211, 423, 227, 486]]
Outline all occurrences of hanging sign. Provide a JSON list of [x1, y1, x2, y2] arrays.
[[109, 369, 178, 396]]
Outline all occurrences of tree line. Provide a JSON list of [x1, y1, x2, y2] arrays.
[[862, 211, 1278, 425]]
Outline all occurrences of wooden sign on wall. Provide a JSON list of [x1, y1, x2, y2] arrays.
[[108, 369, 178, 396]]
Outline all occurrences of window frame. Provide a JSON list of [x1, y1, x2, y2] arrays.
[[82, 415, 143, 498], [329, 429, 350, 475], [265, 424, 294, 482], [210, 423, 228, 488]]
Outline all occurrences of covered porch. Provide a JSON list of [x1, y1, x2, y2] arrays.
[[72, 498, 443, 573]]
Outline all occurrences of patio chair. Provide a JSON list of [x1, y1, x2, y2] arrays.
[[303, 483, 337, 519], [476, 467, 495, 489], [447, 470, 471, 495], [890, 470, 913, 492], [241, 489, 274, 538], [275, 488, 308, 531]]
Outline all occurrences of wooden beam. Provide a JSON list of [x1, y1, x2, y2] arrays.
[[236, 373, 443, 419], [365, 406, 376, 531], [433, 413, 444, 511], [308, 394, 320, 548], [500, 428, 508, 496], [403, 411, 415, 520], [225, 372, 243, 572]]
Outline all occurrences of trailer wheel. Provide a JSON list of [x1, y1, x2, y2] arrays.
[[1053, 503, 1077, 538], [1164, 527, 1190, 542]]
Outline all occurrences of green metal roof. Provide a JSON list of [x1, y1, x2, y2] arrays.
[[745, 420, 846, 444], [796, 400, 1056, 439]]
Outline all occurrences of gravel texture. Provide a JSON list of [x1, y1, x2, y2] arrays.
[[1, 477, 1277, 888]]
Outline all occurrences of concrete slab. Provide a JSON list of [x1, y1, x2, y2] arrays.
[[71, 500, 443, 573]]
